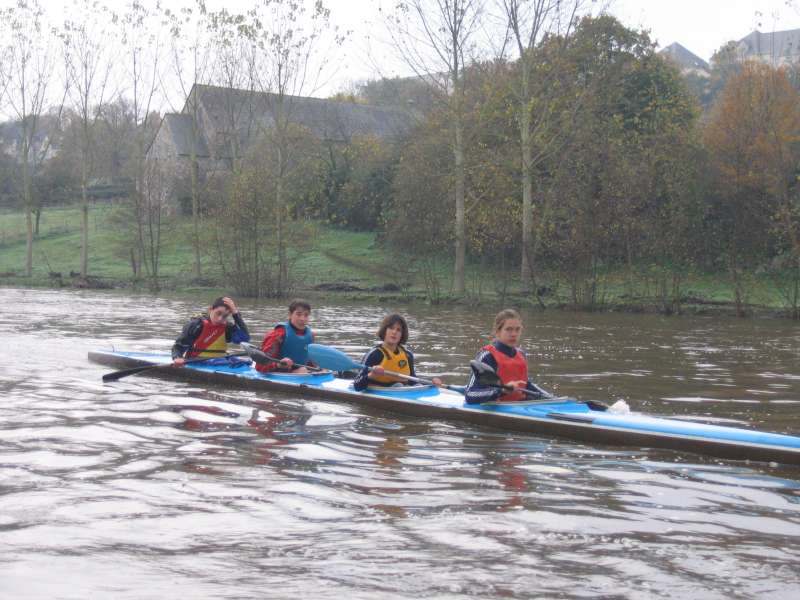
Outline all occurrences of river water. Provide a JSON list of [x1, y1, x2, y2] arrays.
[[1, 287, 799, 599]]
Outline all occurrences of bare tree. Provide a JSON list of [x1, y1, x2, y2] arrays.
[[499, 0, 584, 292], [249, 0, 341, 294], [206, 6, 259, 174], [119, 0, 164, 288], [61, 0, 117, 279], [385, 0, 485, 295], [1, 0, 62, 277], [164, 2, 214, 280]]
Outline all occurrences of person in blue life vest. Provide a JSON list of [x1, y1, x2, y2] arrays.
[[464, 308, 547, 404], [354, 313, 442, 391], [172, 296, 250, 366], [256, 299, 319, 374]]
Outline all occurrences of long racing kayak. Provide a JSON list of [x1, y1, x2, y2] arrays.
[[88, 350, 800, 466]]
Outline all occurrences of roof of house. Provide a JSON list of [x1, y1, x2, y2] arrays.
[[189, 84, 411, 141], [659, 42, 710, 71], [150, 83, 412, 161], [738, 28, 800, 59], [160, 113, 210, 158]]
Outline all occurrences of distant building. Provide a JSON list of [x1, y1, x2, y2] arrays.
[[736, 28, 800, 65], [147, 84, 411, 212], [659, 42, 710, 77]]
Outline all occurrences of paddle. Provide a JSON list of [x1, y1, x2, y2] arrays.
[[469, 360, 608, 410], [240, 342, 326, 372], [102, 351, 249, 383], [308, 343, 459, 391]]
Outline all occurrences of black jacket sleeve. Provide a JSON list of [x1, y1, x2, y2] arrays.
[[172, 317, 204, 359], [353, 347, 386, 391], [464, 349, 503, 404]]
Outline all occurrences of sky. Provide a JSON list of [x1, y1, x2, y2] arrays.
[[3, 0, 800, 106], [320, 0, 800, 92]]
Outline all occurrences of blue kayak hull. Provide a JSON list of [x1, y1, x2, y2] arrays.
[[88, 350, 800, 466]]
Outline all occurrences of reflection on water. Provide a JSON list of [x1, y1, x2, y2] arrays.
[[1, 287, 799, 599]]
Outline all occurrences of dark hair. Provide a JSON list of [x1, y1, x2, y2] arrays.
[[493, 308, 521, 333], [210, 297, 228, 310], [288, 299, 311, 313], [377, 313, 409, 345]]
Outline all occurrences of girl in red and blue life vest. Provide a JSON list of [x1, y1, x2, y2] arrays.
[[256, 299, 319, 373], [171, 296, 250, 366], [464, 309, 547, 404], [353, 314, 442, 391]]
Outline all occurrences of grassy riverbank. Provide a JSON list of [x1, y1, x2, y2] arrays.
[[0, 205, 796, 317]]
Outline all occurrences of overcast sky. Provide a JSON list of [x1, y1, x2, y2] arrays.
[[324, 0, 800, 92], [4, 0, 800, 105]]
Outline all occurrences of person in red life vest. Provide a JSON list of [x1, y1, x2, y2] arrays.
[[353, 313, 442, 391], [256, 299, 319, 374], [171, 296, 250, 366], [464, 308, 548, 404]]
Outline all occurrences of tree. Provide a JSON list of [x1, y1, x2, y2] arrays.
[[385, 0, 486, 295], [164, 2, 214, 280], [248, 0, 341, 295], [498, 0, 584, 292], [62, 0, 116, 279], [1, 0, 62, 277], [703, 61, 796, 316], [119, 1, 165, 288]]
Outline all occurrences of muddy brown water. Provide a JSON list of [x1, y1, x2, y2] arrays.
[[1, 287, 799, 599]]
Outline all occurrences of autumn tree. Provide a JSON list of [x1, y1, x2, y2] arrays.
[[703, 61, 798, 316]]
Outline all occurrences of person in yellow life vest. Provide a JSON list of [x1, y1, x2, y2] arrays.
[[171, 296, 250, 366], [353, 313, 441, 391], [464, 308, 547, 404]]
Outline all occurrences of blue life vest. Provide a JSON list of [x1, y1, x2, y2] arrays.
[[278, 321, 313, 365]]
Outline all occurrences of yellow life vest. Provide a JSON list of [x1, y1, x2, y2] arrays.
[[370, 344, 412, 384]]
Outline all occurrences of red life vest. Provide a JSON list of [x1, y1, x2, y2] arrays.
[[187, 318, 228, 358], [484, 344, 528, 402]]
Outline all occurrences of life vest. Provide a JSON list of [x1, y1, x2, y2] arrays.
[[370, 344, 412, 385], [278, 321, 313, 365], [484, 343, 528, 401], [187, 318, 228, 358]]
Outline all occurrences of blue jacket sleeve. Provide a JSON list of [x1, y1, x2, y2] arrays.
[[226, 313, 250, 344], [464, 349, 503, 404], [353, 347, 385, 391]]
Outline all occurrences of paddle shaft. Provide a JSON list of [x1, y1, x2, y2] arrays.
[[102, 351, 248, 382], [240, 342, 325, 372]]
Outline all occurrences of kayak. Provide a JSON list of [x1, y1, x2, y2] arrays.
[[88, 350, 800, 466]]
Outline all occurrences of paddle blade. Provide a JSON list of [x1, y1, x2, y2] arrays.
[[469, 359, 501, 386], [308, 344, 362, 372], [240, 342, 275, 366]]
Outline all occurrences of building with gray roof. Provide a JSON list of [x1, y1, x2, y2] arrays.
[[736, 28, 800, 65], [658, 42, 710, 76], [146, 84, 412, 212]]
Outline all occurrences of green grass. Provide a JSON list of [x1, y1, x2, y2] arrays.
[[1, 204, 797, 316]]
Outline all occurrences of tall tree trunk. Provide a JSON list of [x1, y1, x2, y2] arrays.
[[80, 159, 89, 278], [276, 167, 286, 295], [191, 158, 201, 279], [23, 154, 33, 277], [520, 107, 534, 293], [453, 117, 466, 295]]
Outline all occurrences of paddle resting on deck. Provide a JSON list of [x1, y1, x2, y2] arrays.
[[308, 343, 463, 392]]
